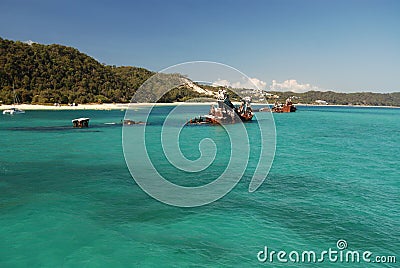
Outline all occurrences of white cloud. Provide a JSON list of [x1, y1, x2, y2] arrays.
[[269, 79, 323, 93], [212, 77, 267, 90]]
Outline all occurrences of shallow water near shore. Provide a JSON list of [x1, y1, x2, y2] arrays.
[[0, 106, 399, 267]]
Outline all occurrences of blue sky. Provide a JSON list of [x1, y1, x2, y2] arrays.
[[0, 0, 399, 92]]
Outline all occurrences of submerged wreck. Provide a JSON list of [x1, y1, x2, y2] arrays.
[[123, 119, 146, 125], [187, 90, 253, 125]]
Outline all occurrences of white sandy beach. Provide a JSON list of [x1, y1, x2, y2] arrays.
[[1, 102, 398, 111], [1, 103, 130, 110], [0, 102, 220, 111]]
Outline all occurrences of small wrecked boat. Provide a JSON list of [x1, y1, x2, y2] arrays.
[[187, 89, 253, 125], [72, 118, 90, 128], [272, 97, 297, 113]]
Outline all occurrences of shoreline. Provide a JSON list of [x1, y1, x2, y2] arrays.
[[293, 103, 400, 109], [1, 102, 399, 111], [0, 102, 216, 111]]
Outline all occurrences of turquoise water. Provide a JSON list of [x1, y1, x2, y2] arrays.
[[0, 106, 399, 267]]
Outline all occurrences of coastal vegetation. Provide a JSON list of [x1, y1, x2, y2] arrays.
[[271, 91, 400, 107], [1, 37, 399, 106], [0, 37, 201, 104]]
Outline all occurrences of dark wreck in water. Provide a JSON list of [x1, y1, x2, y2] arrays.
[[187, 89, 254, 125], [72, 118, 90, 128]]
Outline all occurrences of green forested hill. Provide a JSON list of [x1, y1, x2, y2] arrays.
[[0, 37, 211, 104], [0, 37, 156, 104]]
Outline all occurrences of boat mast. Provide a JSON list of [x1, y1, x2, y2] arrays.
[[12, 80, 20, 105]]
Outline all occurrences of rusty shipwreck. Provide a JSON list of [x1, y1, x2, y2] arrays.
[[272, 97, 297, 113], [187, 89, 253, 125]]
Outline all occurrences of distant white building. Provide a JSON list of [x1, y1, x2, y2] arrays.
[[315, 100, 328, 105], [23, 40, 36, 45]]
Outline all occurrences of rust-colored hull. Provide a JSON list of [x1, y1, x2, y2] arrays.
[[272, 104, 297, 113]]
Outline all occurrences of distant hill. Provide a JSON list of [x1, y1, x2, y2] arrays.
[[267, 91, 400, 106], [0, 37, 211, 104], [1, 37, 399, 106], [0, 37, 156, 104]]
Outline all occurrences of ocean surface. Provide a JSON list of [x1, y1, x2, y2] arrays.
[[0, 106, 399, 267]]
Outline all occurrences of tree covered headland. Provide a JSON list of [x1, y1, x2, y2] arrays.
[[0, 37, 399, 106], [0, 37, 155, 104], [0, 37, 203, 104]]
